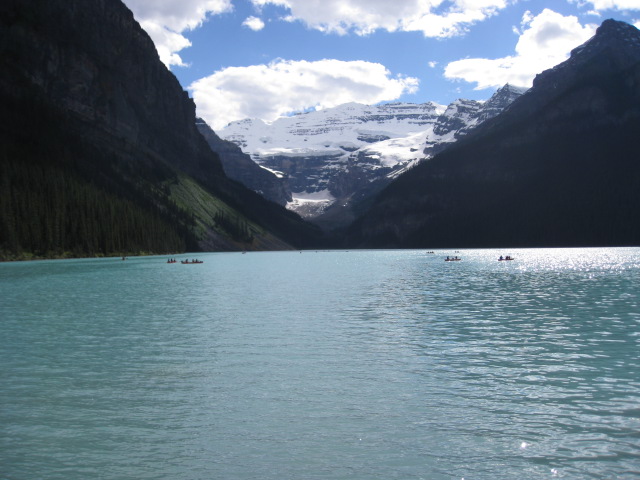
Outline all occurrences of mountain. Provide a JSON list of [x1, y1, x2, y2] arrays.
[[220, 86, 525, 229], [0, 0, 322, 259], [424, 84, 528, 157], [311, 84, 528, 231], [345, 19, 640, 248], [221, 102, 444, 216], [195, 118, 291, 205]]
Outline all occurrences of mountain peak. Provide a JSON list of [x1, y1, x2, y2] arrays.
[[532, 19, 640, 91], [498, 83, 529, 94], [595, 18, 640, 41], [569, 18, 640, 60], [489, 83, 528, 103], [346, 20, 640, 249]]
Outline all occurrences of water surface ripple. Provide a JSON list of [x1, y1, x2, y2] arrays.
[[1, 248, 639, 479]]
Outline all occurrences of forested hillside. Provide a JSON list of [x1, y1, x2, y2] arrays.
[[0, 0, 322, 260], [0, 91, 198, 259]]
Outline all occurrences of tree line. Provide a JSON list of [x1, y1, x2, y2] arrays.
[[0, 156, 193, 260]]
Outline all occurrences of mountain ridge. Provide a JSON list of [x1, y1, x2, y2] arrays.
[[195, 118, 291, 205], [344, 19, 640, 248], [0, 0, 323, 259]]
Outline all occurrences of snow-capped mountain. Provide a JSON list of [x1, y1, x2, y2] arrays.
[[223, 101, 444, 166], [220, 84, 526, 220]]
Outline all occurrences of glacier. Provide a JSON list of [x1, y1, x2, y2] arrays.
[[220, 84, 527, 220]]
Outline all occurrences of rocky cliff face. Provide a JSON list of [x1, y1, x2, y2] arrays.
[[345, 19, 640, 248], [1, 0, 224, 182], [0, 0, 323, 256], [424, 84, 528, 157], [196, 118, 291, 205]]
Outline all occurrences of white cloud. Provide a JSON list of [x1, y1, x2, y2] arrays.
[[251, 0, 510, 37], [243, 16, 266, 30], [568, 0, 640, 17], [577, 0, 640, 11], [123, 0, 232, 67], [189, 59, 419, 130], [138, 21, 193, 67], [444, 9, 597, 90]]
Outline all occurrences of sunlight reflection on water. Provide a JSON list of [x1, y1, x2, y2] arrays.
[[1, 248, 639, 480]]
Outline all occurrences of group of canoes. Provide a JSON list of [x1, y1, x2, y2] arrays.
[[167, 258, 204, 264], [443, 255, 516, 261], [167, 254, 514, 264]]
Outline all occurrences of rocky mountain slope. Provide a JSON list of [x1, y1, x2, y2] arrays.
[[345, 19, 640, 248], [424, 84, 527, 157], [220, 85, 525, 225], [0, 0, 322, 259], [196, 118, 291, 205]]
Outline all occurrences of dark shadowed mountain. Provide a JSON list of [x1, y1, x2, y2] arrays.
[[345, 19, 640, 249], [195, 118, 291, 206], [313, 84, 527, 232], [0, 0, 322, 259]]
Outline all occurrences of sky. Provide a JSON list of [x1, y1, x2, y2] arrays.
[[121, 0, 640, 131]]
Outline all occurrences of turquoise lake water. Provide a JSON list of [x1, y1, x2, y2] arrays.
[[1, 248, 639, 479]]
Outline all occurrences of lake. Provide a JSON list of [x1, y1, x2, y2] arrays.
[[1, 248, 639, 479]]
